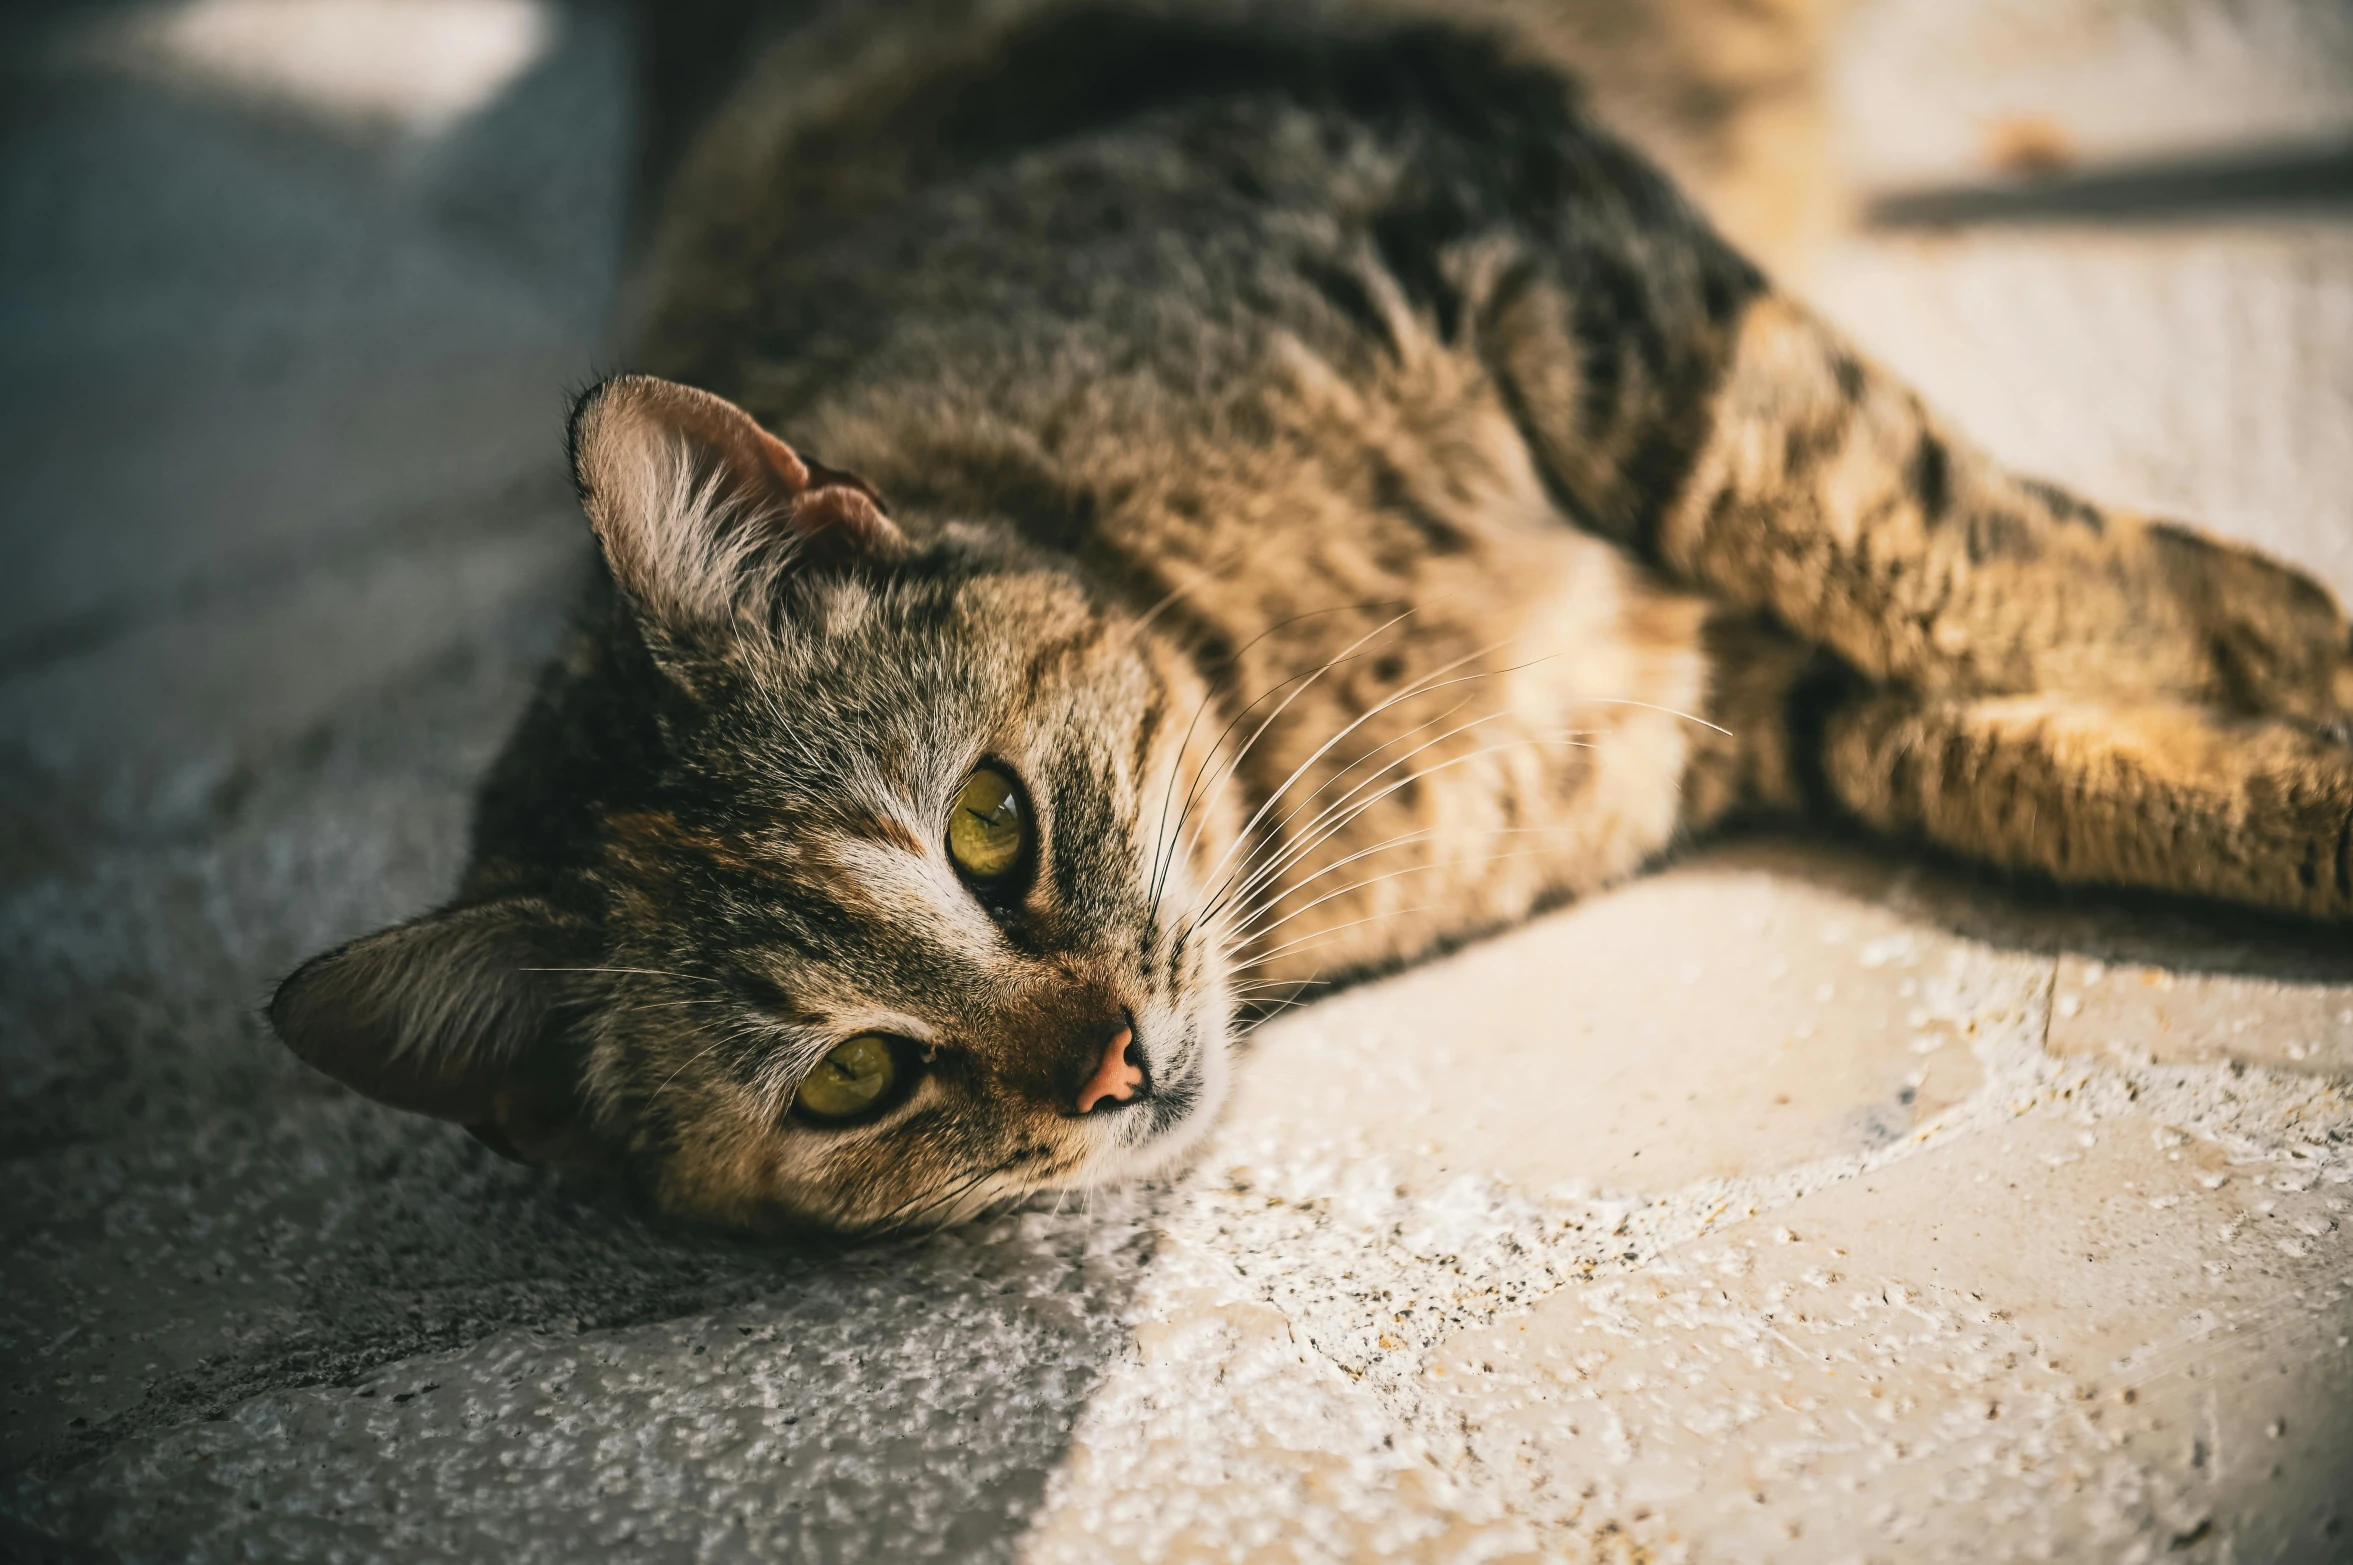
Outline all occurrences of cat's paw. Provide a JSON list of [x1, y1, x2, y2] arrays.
[[2152, 522, 2353, 727]]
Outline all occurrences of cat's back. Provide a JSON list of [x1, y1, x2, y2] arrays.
[[628, 2, 1691, 573], [632, 4, 1564, 409], [627, 0, 1831, 369], [621, 1, 1732, 976]]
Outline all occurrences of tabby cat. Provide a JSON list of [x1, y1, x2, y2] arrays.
[[270, 0, 2353, 1233]]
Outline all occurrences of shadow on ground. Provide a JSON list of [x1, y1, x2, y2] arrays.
[[0, 6, 1149, 1558], [1722, 822, 2353, 988]]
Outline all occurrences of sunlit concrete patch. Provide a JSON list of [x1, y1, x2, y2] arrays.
[[88, 0, 555, 139], [1172, 846, 2068, 1419], [1019, 843, 2352, 1562], [1222, 841, 2001, 1201], [2051, 954, 2353, 1077], [1427, 1108, 2353, 1562]]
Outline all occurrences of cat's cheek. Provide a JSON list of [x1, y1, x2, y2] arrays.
[[643, 1116, 799, 1232], [749, 1135, 909, 1235]]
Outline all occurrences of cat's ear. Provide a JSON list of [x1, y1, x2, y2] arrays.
[[268, 898, 598, 1169], [567, 374, 903, 634]]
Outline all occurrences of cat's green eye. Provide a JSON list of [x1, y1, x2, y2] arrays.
[[794, 1034, 899, 1121], [948, 766, 1028, 882]]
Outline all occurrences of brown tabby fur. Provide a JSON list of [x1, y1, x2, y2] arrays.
[[270, 0, 2353, 1235]]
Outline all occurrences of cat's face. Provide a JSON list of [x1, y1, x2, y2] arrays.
[[270, 377, 1237, 1232], [589, 560, 1236, 1231]]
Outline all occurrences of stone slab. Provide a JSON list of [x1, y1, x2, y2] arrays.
[[1221, 841, 2017, 1201], [2051, 954, 2353, 1077], [1022, 918, 2353, 1563], [1430, 1109, 2353, 1562]]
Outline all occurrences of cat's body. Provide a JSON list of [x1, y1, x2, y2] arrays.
[[273, 1, 2353, 1233]]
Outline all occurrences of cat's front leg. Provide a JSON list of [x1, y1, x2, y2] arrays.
[[1655, 294, 2353, 728], [1680, 613, 2353, 919], [1817, 689, 2353, 920]]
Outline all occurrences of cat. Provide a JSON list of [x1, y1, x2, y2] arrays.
[[270, 0, 2353, 1234]]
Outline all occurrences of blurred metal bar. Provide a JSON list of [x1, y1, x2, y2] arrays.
[[1866, 137, 2353, 228]]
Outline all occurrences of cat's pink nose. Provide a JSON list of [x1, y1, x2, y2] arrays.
[[1073, 1027, 1144, 1114]]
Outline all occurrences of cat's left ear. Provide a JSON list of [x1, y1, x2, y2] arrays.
[[567, 374, 904, 635], [268, 897, 600, 1170]]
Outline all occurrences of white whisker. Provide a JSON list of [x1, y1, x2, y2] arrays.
[[1203, 723, 1595, 929], [1228, 843, 1584, 948], [1199, 707, 1528, 923], [1180, 634, 1541, 909], [1146, 600, 1409, 915], [1227, 905, 1443, 975], [1153, 605, 1420, 910], [518, 965, 720, 984], [644, 1021, 766, 1112], [1572, 696, 1731, 736]]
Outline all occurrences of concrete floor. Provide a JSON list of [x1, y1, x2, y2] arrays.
[[3, 2, 2350, 1561]]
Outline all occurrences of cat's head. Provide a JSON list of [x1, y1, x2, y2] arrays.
[[271, 375, 1238, 1232]]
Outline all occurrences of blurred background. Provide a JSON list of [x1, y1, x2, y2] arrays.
[[3, 0, 2352, 1557]]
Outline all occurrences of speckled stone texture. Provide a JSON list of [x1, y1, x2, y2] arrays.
[[5, 2, 2351, 1562], [1025, 848, 2353, 1562]]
